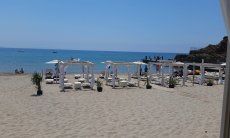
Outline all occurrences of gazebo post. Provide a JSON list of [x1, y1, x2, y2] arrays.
[[105, 64, 109, 84], [82, 65, 85, 78], [137, 65, 141, 87], [86, 65, 89, 83], [112, 65, 116, 88], [147, 63, 151, 80], [59, 63, 65, 92], [127, 65, 131, 82], [182, 64, 187, 86], [161, 64, 164, 86], [218, 68, 223, 84], [115, 65, 118, 78], [200, 59, 205, 85], [90, 65, 95, 89]]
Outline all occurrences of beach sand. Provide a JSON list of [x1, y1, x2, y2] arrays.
[[0, 74, 223, 138]]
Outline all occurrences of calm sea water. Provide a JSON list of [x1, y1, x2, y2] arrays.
[[0, 48, 178, 73]]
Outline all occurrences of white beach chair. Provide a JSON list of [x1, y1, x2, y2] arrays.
[[128, 81, 136, 87], [64, 83, 73, 89], [78, 78, 86, 83], [74, 74, 81, 79], [74, 82, 82, 90], [82, 82, 91, 89], [119, 80, 128, 87], [45, 79, 54, 84], [64, 79, 68, 83]]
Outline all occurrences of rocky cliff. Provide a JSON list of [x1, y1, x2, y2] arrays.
[[174, 36, 228, 63]]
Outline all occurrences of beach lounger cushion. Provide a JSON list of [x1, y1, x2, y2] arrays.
[[74, 74, 81, 79], [74, 82, 82, 90], [64, 83, 73, 89], [119, 80, 128, 87], [82, 83, 91, 89], [46, 79, 54, 84]]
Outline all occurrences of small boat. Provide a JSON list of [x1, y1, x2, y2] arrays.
[[52, 51, 57, 53]]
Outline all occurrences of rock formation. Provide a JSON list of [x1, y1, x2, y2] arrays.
[[174, 36, 228, 63]]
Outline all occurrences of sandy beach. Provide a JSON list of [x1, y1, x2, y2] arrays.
[[0, 74, 224, 138]]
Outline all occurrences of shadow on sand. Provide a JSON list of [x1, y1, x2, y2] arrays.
[[30, 94, 42, 97]]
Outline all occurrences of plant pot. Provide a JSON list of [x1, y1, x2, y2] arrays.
[[146, 85, 152, 89], [169, 84, 175, 88], [97, 87, 103, 92], [37, 90, 43, 95], [207, 83, 213, 86]]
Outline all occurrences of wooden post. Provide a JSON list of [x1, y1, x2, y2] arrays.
[[127, 65, 131, 82], [192, 62, 195, 86], [200, 59, 205, 85], [86, 65, 89, 83], [161, 65, 164, 86], [218, 68, 223, 85], [112, 65, 116, 88], [148, 63, 152, 81], [90, 65, 95, 89], [137, 65, 141, 87], [183, 64, 187, 86], [59, 63, 65, 92]]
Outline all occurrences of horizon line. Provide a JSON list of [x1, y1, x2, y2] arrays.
[[0, 46, 187, 54]]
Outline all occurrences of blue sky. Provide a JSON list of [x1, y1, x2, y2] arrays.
[[0, 0, 227, 53]]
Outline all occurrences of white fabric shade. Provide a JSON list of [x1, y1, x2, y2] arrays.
[[46, 60, 61, 64], [221, 62, 226, 66]]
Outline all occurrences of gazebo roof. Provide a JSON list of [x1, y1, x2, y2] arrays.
[[46, 59, 63, 64], [102, 61, 147, 66]]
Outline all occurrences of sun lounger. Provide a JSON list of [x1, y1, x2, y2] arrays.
[[74, 74, 81, 79], [46, 79, 54, 84], [74, 82, 82, 90], [64, 83, 73, 89], [128, 81, 136, 87], [119, 80, 128, 87], [64, 79, 68, 83], [82, 82, 91, 89], [141, 76, 147, 81], [78, 78, 86, 83]]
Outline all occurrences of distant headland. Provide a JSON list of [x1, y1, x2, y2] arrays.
[[175, 36, 228, 63]]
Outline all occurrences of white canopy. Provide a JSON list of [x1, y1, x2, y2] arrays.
[[132, 61, 147, 65], [221, 62, 226, 66], [171, 61, 184, 66], [46, 60, 63, 64]]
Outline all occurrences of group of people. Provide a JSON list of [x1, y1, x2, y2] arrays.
[[15, 68, 24, 74], [144, 56, 164, 62]]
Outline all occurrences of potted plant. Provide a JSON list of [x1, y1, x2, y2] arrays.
[[207, 79, 214, 86], [169, 76, 176, 88], [31, 72, 43, 95], [146, 77, 152, 89], [96, 78, 103, 92]]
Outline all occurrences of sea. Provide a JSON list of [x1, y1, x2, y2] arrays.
[[0, 48, 179, 74]]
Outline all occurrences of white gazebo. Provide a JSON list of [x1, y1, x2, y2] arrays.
[[102, 61, 147, 88], [45, 59, 63, 80], [58, 60, 95, 91], [147, 60, 224, 87]]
